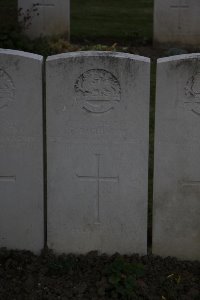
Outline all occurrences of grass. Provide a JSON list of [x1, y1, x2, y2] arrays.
[[71, 0, 153, 43]]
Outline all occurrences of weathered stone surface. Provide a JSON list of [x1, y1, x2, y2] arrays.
[[154, 0, 200, 47], [47, 51, 150, 254], [0, 49, 44, 253], [153, 54, 200, 261], [18, 0, 70, 39]]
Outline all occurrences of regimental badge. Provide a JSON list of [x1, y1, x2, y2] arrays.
[[0, 69, 15, 110], [74, 69, 121, 114], [185, 72, 200, 115]]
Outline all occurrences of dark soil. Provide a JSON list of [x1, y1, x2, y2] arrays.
[[0, 248, 199, 300]]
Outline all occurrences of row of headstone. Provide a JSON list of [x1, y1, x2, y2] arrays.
[[17, 0, 200, 48], [0, 49, 199, 261]]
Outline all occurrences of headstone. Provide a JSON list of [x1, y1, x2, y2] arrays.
[[0, 49, 44, 253], [154, 0, 200, 47], [18, 0, 70, 39], [153, 54, 200, 261], [47, 51, 150, 254]]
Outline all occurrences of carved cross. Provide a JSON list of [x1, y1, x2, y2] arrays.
[[76, 154, 119, 224]]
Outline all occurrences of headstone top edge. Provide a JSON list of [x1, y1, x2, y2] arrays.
[[0, 49, 43, 62], [157, 53, 200, 64], [46, 51, 150, 63]]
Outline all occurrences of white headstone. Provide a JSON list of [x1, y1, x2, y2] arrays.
[[153, 54, 200, 261], [154, 0, 200, 47], [47, 51, 150, 254], [0, 49, 44, 253], [18, 0, 70, 39]]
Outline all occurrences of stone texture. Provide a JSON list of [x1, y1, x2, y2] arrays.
[[153, 54, 200, 261], [0, 49, 44, 253], [18, 0, 70, 39], [47, 51, 150, 254], [154, 0, 200, 47]]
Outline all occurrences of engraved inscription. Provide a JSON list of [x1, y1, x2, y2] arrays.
[[0, 69, 15, 110], [0, 136, 38, 150], [185, 72, 200, 116], [170, 0, 189, 9], [180, 181, 200, 201], [36, 2, 55, 7], [68, 126, 106, 136], [76, 154, 119, 224], [74, 69, 121, 114], [65, 122, 127, 140], [182, 180, 200, 187], [0, 176, 16, 183], [0, 137, 36, 144]]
